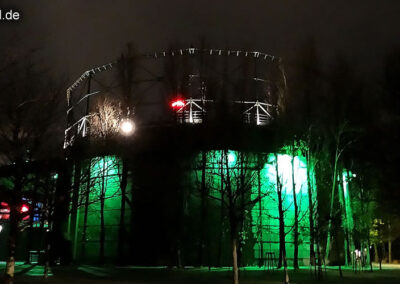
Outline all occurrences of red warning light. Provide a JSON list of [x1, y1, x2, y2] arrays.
[[171, 99, 185, 109], [20, 204, 30, 221], [20, 204, 29, 213], [0, 202, 30, 220], [0, 202, 10, 220]]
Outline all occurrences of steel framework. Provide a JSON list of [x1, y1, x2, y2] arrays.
[[64, 48, 284, 148]]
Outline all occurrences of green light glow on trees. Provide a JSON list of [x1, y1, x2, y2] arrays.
[[68, 150, 356, 266], [190, 150, 314, 266], [71, 156, 126, 262], [253, 153, 310, 264]]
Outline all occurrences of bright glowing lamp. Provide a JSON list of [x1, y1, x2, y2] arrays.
[[120, 119, 135, 135]]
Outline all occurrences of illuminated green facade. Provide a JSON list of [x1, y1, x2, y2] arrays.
[[69, 150, 356, 266], [189, 150, 314, 266], [69, 156, 132, 262]]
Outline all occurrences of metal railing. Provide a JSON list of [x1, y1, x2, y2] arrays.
[[65, 48, 282, 148]]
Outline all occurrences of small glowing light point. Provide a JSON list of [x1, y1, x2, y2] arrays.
[[21, 204, 29, 213], [171, 99, 185, 109], [120, 119, 135, 135]]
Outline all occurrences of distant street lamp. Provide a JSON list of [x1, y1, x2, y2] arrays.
[[120, 119, 135, 135]]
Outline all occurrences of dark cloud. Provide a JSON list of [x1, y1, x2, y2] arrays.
[[1, 0, 400, 79]]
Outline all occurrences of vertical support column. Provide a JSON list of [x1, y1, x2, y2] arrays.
[[201, 81, 206, 122], [189, 98, 193, 123], [256, 102, 260, 125]]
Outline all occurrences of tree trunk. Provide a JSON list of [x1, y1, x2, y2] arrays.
[[275, 153, 286, 269], [278, 195, 286, 268], [388, 222, 392, 264], [117, 158, 128, 265], [99, 193, 105, 265], [176, 183, 185, 269], [217, 167, 225, 267], [316, 233, 323, 280], [326, 145, 340, 264], [345, 169, 355, 258], [44, 210, 53, 279], [224, 150, 239, 284], [4, 205, 18, 284], [306, 152, 316, 266], [277, 197, 284, 267], [238, 153, 245, 268], [367, 234, 373, 272], [232, 237, 239, 284], [177, 242, 182, 269], [129, 169, 135, 259], [283, 248, 290, 284], [71, 161, 82, 260], [81, 162, 91, 260], [99, 158, 106, 265], [5, 169, 23, 284], [199, 150, 207, 266], [291, 146, 299, 269], [257, 167, 264, 267], [373, 243, 379, 263], [378, 243, 384, 270], [44, 176, 56, 279], [26, 175, 40, 263], [338, 172, 349, 267]]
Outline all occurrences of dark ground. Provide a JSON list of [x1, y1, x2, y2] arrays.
[[3, 263, 400, 283]]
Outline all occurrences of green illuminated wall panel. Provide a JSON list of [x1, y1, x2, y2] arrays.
[[72, 156, 131, 262], [190, 150, 315, 266], [67, 150, 356, 267]]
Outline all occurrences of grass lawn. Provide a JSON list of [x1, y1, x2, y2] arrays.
[[1, 262, 400, 283]]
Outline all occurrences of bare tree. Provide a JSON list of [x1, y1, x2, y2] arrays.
[[206, 150, 270, 284], [325, 122, 352, 265], [0, 50, 64, 283], [114, 44, 136, 264], [67, 155, 124, 265], [290, 141, 300, 269], [273, 153, 290, 284], [192, 150, 211, 266], [90, 98, 122, 138]]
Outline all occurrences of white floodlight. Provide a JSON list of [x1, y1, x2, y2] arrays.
[[120, 119, 135, 135]]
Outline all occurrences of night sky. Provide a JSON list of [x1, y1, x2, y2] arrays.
[[2, 1, 400, 80]]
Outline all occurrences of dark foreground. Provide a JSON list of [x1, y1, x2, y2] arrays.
[[2, 263, 400, 283]]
